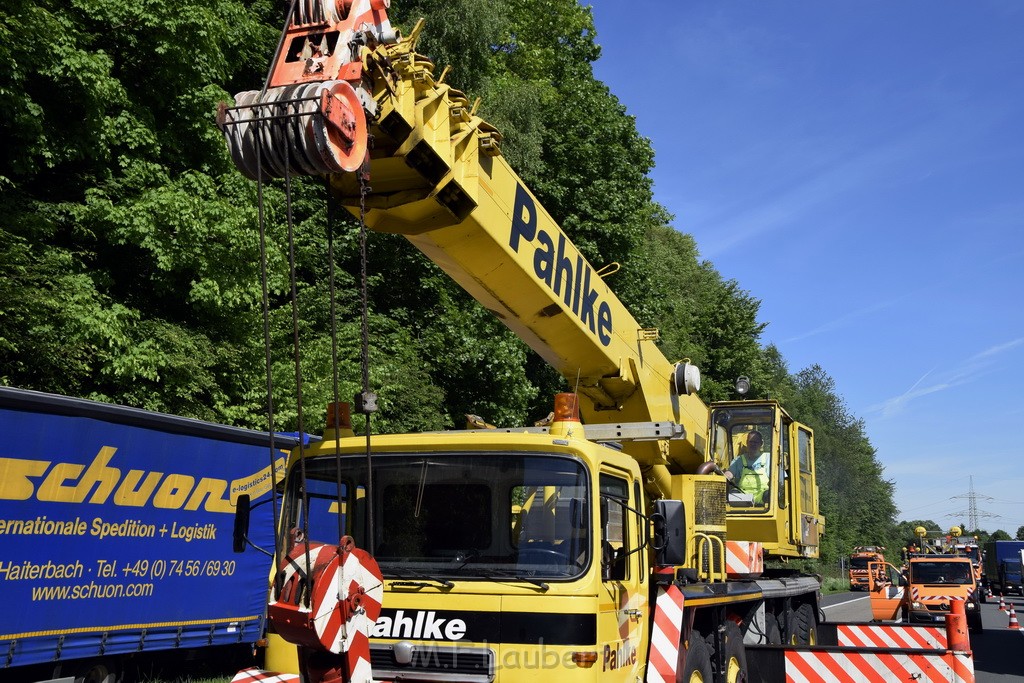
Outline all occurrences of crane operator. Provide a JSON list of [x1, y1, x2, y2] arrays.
[[726, 429, 770, 504]]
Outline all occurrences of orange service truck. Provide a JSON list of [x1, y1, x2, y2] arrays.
[[849, 546, 886, 591], [869, 554, 983, 635]]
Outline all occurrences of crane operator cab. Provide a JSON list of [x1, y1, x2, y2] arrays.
[[711, 405, 777, 509], [709, 400, 823, 559]]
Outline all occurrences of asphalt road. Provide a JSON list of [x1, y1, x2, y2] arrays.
[[820, 591, 1024, 681]]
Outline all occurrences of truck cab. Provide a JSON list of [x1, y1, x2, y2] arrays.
[[984, 540, 1024, 597], [869, 556, 982, 634], [264, 403, 662, 682], [848, 546, 886, 591]]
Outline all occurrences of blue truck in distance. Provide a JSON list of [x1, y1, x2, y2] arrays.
[[0, 386, 296, 682], [983, 539, 1024, 597]]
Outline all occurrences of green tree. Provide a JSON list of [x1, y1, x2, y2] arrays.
[[784, 365, 897, 568], [0, 0, 907, 575]]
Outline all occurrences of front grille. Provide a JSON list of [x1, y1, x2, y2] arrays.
[[694, 479, 726, 528], [371, 643, 494, 682], [925, 603, 951, 612]]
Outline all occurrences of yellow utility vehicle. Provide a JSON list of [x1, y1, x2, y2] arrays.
[[221, 1, 975, 680]]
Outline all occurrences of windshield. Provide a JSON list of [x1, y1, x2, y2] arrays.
[[910, 561, 973, 585], [850, 557, 872, 569], [281, 451, 590, 581], [710, 405, 775, 509]]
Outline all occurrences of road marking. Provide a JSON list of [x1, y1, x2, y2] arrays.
[[822, 595, 870, 611]]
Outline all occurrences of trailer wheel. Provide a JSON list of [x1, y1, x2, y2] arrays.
[[721, 621, 747, 683], [680, 633, 713, 682], [76, 662, 114, 683], [785, 603, 817, 646]]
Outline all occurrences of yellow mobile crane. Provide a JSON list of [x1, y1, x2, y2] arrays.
[[221, 2, 973, 681]]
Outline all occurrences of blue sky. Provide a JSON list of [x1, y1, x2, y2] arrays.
[[588, 1, 1024, 537]]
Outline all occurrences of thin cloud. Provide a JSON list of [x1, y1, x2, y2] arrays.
[[691, 101, 1007, 259], [783, 295, 908, 343], [782, 253, 1024, 345], [866, 337, 1024, 418], [969, 337, 1024, 361]]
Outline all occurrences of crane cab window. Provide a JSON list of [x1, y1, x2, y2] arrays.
[[599, 474, 630, 581], [711, 406, 775, 510]]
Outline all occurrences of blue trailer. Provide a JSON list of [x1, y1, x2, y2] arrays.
[[983, 539, 1024, 597], [0, 387, 296, 682]]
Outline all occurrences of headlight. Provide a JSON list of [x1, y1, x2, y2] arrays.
[[911, 601, 922, 609], [966, 602, 976, 610]]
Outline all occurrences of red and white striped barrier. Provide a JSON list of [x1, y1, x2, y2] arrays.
[[645, 584, 684, 683], [836, 623, 947, 650], [784, 649, 974, 682]]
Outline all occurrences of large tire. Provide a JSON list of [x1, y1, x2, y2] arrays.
[[764, 612, 783, 645], [720, 621, 748, 683], [680, 632, 713, 683], [785, 603, 818, 646]]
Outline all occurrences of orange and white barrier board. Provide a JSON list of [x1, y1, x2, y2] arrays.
[[784, 649, 974, 682], [911, 587, 972, 602], [725, 541, 764, 577]]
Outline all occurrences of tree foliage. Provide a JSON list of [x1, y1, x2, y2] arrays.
[[1, 0, 905, 573]]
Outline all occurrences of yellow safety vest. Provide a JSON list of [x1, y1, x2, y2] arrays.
[[737, 455, 769, 501]]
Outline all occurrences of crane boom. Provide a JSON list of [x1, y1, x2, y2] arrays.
[[333, 42, 710, 474], [220, 14, 709, 487]]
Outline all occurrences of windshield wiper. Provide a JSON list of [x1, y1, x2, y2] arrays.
[[465, 568, 550, 591], [384, 567, 453, 589]]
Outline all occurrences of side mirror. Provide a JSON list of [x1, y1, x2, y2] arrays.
[[233, 494, 251, 553], [652, 500, 686, 566]]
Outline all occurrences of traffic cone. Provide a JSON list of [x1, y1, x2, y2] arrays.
[[999, 593, 1006, 611], [1008, 605, 1021, 630]]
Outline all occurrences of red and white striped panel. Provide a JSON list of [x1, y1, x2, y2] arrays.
[[645, 585, 684, 683], [230, 668, 300, 683], [307, 544, 383, 654], [725, 541, 763, 577], [836, 623, 947, 650], [784, 650, 974, 682], [268, 537, 383, 683], [337, 545, 383, 682], [911, 587, 969, 602]]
